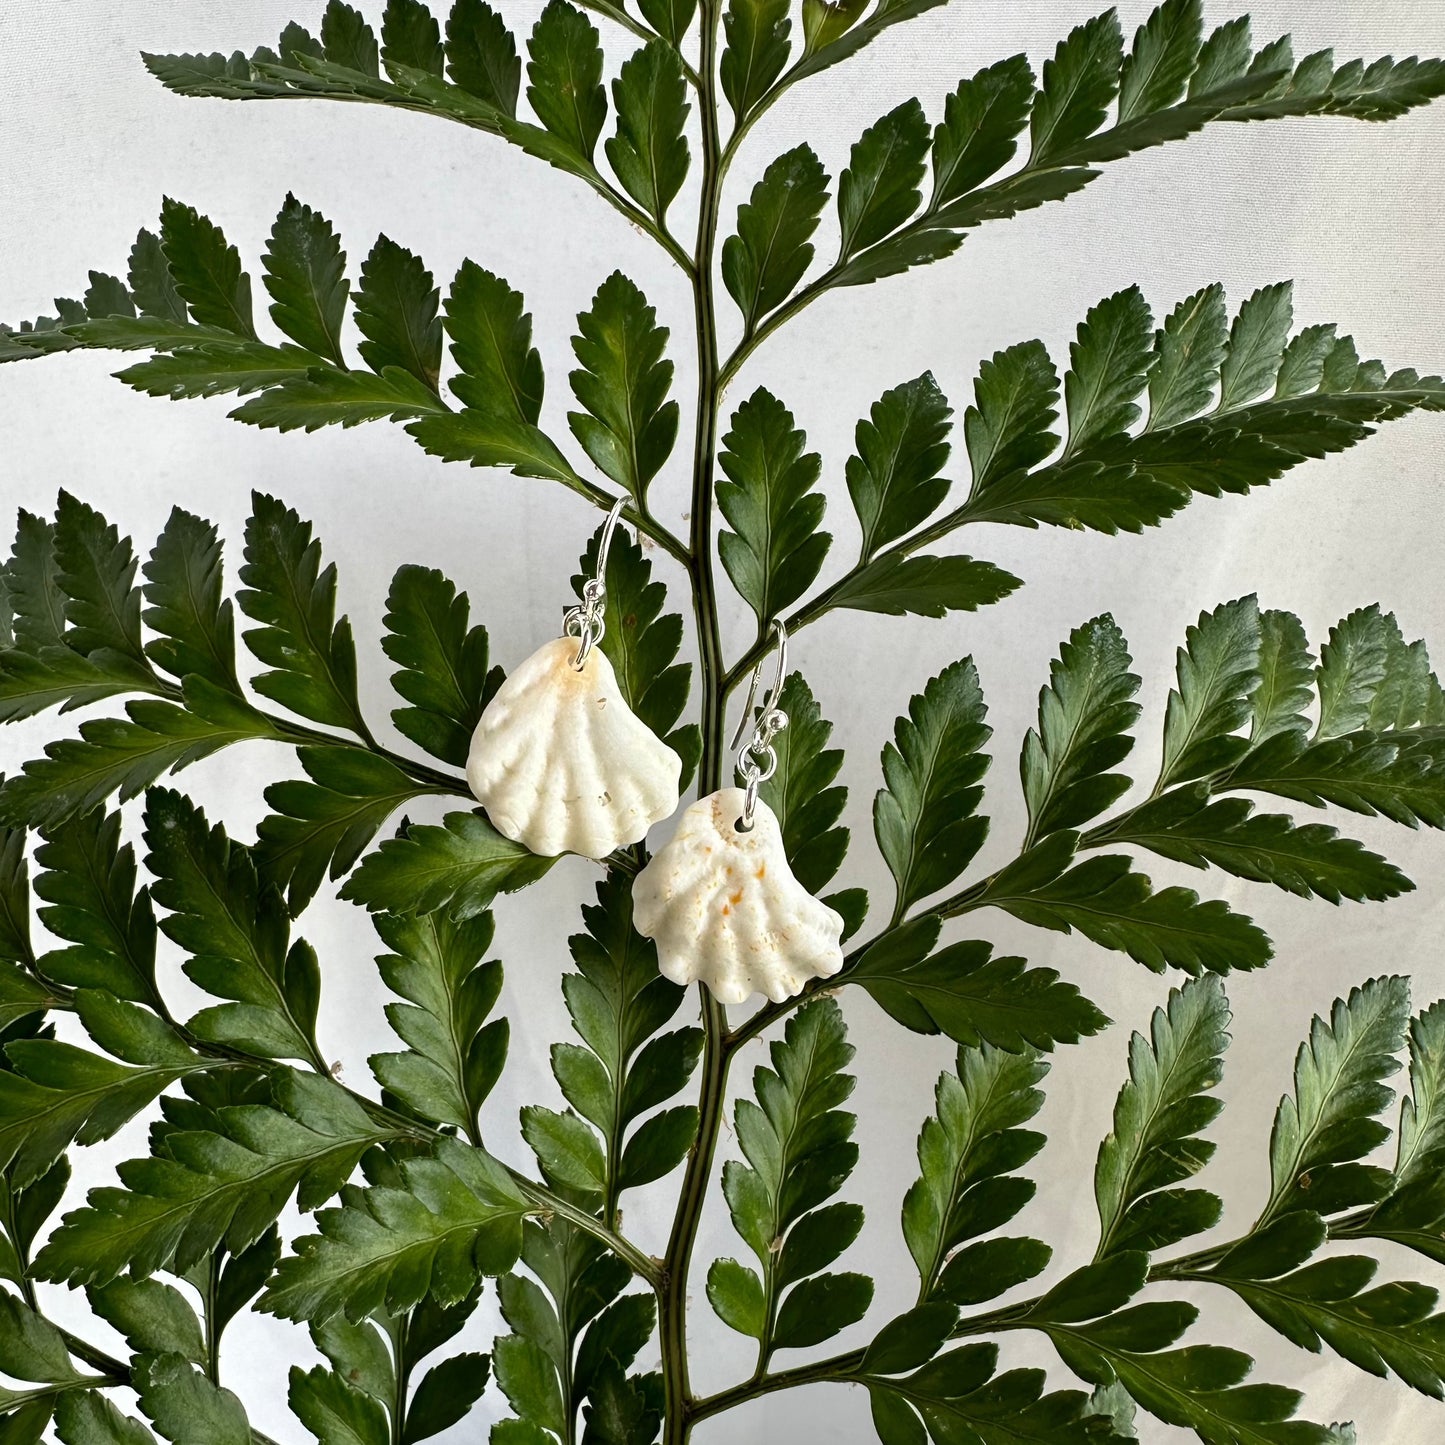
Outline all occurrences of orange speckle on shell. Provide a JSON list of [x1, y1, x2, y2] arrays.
[[755, 864, 766, 879], [730, 889, 743, 905]]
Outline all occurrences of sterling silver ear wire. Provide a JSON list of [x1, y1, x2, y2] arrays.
[[563, 497, 627, 670], [729, 618, 789, 831]]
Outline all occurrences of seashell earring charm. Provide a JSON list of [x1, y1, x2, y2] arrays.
[[632, 621, 845, 1005], [465, 499, 682, 859]]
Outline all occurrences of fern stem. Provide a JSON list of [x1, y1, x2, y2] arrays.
[[222, 91, 696, 275], [714, 58, 805, 192], [203, 1248, 224, 1385], [687, 97, 727, 793], [951, 1297, 1044, 1336], [0, 1183, 39, 1311], [689, 1346, 868, 1421], [55, 1332, 129, 1383], [159, 1020, 664, 1287], [56, 1327, 287, 1445], [384, 1312, 412, 1445], [514, 1178, 662, 1286], [724, 858, 999, 1049], [660, 990, 729, 1442], [570, 0, 703, 88], [726, 931, 876, 1049], [717, 482, 986, 690], [659, 5, 734, 1433], [560, 1294, 580, 1445]]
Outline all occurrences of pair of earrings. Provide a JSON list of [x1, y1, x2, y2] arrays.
[[466, 501, 844, 1005]]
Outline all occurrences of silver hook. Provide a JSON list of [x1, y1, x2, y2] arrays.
[[563, 497, 627, 670], [730, 619, 789, 832]]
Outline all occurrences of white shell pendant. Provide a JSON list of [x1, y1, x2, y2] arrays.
[[632, 787, 844, 1005], [466, 636, 682, 858]]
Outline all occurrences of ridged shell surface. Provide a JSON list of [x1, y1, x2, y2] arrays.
[[466, 636, 681, 858], [632, 788, 844, 1005]]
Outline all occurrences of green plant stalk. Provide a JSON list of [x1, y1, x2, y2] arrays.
[[570, 0, 704, 87], [722, 849, 1010, 1053], [381, 1311, 412, 1445], [603, 1087, 626, 1236], [943, 1216, 1364, 1341], [718, 499, 980, 690], [223, 89, 695, 275], [728, 734, 1272, 1047], [0, 1180, 39, 1311], [337, 1089, 663, 1285], [727, 932, 876, 1049], [660, 989, 726, 1442], [686, 42, 728, 799], [560, 1281, 580, 1445], [657, 4, 740, 1436], [58, 1327, 285, 1445], [78, 664, 474, 799], [712, 102, 1174, 390], [203, 1249, 223, 1385], [691, 1345, 868, 1422], [11, 933, 663, 1292]]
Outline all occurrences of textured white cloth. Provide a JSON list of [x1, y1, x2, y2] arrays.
[[1, 1, 1443, 1439]]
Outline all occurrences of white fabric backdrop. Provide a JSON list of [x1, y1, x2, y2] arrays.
[[2, 0, 1444, 1439]]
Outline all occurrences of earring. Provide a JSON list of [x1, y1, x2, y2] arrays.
[[633, 621, 845, 1005], [466, 499, 682, 859]]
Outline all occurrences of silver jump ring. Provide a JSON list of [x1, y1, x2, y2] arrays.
[[739, 742, 778, 786], [564, 604, 608, 669], [730, 620, 790, 832], [741, 773, 761, 831]]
